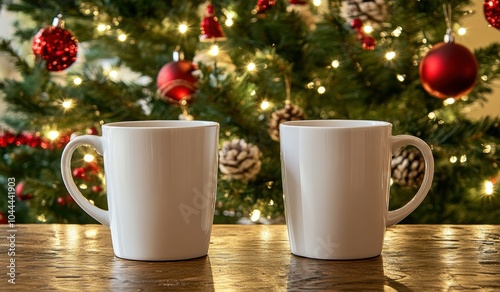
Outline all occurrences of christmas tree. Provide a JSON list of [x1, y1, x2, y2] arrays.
[[1, 0, 499, 224]]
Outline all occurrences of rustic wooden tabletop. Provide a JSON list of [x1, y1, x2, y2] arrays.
[[0, 224, 499, 290]]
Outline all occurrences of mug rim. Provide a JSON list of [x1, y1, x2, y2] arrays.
[[101, 120, 219, 129], [280, 119, 391, 128]]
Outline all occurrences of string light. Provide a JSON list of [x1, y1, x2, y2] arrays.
[[313, 0, 321, 6], [443, 98, 455, 106], [317, 86, 326, 94], [225, 12, 235, 27], [428, 112, 437, 120], [483, 144, 492, 154], [178, 23, 188, 34], [331, 60, 340, 68], [260, 100, 271, 110], [83, 154, 95, 162], [47, 130, 60, 141], [117, 33, 127, 42], [73, 77, 82, 85], [392, 26, 403, 37], [97, 23, 107, 32], [396, 74, 406, 82], [247, 62, 256, 72], [450, 156, 458, 163], [457, 27, 467, 36], [460, 155, 467, 163], [385, 51, 396, 60], [250, 209, 261, 222], [108, 69, 119, 80], [363, 25, 374, 34], [61, 99, 73, 110], [484, 180, 494, 196], [209, 44, 219, 57]]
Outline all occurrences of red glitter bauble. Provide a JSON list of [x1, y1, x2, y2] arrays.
[[419, 42, 478, 99], [256, 0, 276, 13], [361, 35, 376, 50], [156, 60, 198, 104], [484, 0, 500, 30], [32, 26, 78, 71]]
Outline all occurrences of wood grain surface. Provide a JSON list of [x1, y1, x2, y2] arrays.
[[0, 224, 499, 291]]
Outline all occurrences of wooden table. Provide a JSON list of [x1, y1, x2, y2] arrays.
[[0, 224, 499, 291]]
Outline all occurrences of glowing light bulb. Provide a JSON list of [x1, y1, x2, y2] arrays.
[[178, 23, 188, 34], [47, 130, 60, 141], [385, 51, 396, 60], [460, 155, 467, 163], [84, 154, 95, 162], [260, 100, 270, 110], [458, 27, 467, 36], [444, 98, 455, 106], [363, 25, 374, 34], [331, 60, 340, 68], [251, 209, 261, 222], [109, 70, 118, 79], [313, 0, 321, 6], [62, 99, 73, 109], [428, 112, 436, 120], [396, 74, 406, 82], [247, 62, 256, 71], [449, 156, 458, 163], [117, 34, 127, 42], [97, 24, 107, 32], [484, 181, 494, 195], [209, 44, 219, 57], [73, 77, 82, 85], [317, 86, 326, 94], [225, 18, 234, 27]]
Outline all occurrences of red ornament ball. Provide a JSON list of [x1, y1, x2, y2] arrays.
[[32, 26, 78, 72], [15, 182, 33, 201], [419, 42, 478, 99], [0, 211, 7, 224], [156, 60, 198, 104], [484, 0, 500, 30], [361, 35, 376, 50], [256, 0, 276, 14]]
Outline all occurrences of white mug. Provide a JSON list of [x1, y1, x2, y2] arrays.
[[61, 120, 219, 261], [280, 120, 434, 260]]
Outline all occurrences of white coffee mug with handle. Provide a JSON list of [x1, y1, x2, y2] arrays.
[[280, 120, 434, 260], [61, 120, 219, 261]]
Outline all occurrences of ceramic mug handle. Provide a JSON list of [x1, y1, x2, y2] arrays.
[[61, 135, 109, 226], [386, 135, 434, 226]]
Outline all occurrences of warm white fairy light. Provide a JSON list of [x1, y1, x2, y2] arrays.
[[250, 90, 256, 96], [483, 144, 492, 154], [61, 99, 73, 109], [307, 82, 314, 89], [250, 209, 261, 222], [385, 51, 396, 60], [97, 23, 107, 32], [225, 18, 234, 27], [108, 69, 119, 80], [47, 130, 60, 141], [73, 77, 82, 85], [396, 74, 406, 82], [428, 112, 436, 120], [178, 23, 188, 34], [444, 98, 455, 106], [317, 86, 326, 94], [83, 154, 95, 162], [460, 155, 467, 163], [260, 100, 271, 110], [392, 26, 403, 37], [363, 25, 374, 34], [117, 33, 127, 42], [484, 180, 494, 195], [313, 0, 321, 6], [209, 44, 219, 57], [247, 62, 256, 71], [450, 156, 458, 163], [457, 27, 467, 36], [481, 75, 488, 81], [331, 60, 340, 68]]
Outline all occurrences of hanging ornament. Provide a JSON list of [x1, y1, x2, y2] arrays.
[[349, 18, 376, 50], [419, 6, 478, 99], [32, 14, 78, 72], [255, 0, 276, 15], [391, 148, 426, 187], [219, 138, 262, 182], [341, 0, 388, 29], [0, 211, 7, 224], [15, 182, 33, 201], [484, 0, 500, 30], [156, 52, 198, 105], [200, 3, 226, 42], [268, 102, 306, 141]]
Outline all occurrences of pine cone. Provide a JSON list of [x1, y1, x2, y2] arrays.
[[268, 103, 305, 141], [219, 138, 262, 182], [391, 148, 426, 187]]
